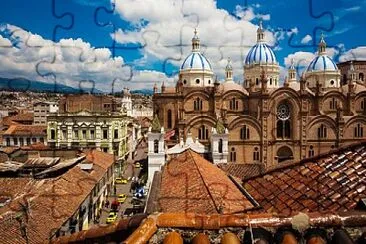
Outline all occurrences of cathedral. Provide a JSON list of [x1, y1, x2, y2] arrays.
[[152, 23, 366, 168]]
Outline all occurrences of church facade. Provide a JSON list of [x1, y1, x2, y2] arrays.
[[152, 24, 366, 168]]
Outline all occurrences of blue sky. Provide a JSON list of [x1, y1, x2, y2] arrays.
[[0, 0, 365, 92]]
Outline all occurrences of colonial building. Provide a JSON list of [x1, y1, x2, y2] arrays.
[[153, 25, 366, 168], [47, 94, 130, 158]]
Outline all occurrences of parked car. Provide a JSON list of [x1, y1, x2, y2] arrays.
[[106, 212, 117, 224], [117, 194, 127, 203], [115, 177, 128, 184]]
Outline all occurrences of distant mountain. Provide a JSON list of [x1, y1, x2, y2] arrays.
[[0, 77, 103, 94], [131, 89, 154, 96]]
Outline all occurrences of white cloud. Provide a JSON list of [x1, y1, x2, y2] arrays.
[[0, 24, 171, 92], [339, 47, 366, 62], [301, 34, 312, 44], [113, 0, 276, 81]]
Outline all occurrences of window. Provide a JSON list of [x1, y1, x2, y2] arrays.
[[317, 124, 327, 139], [32, 138, 36, 143], [62, 130, 67, 140], [229, 98, 239, 110], [167, 109, 172, 129], [82, 130, 87, 139], [103, 148, 108, 153], [240, 125, 250, 140], [330, 80, 335, 85], [308, 145, 314, 157], [114, 129, 118, 139], [218, 139, 223, 153], [194, 97, 203, 111], [330, 98, 338, 110], [276, 104, 291, 139], [40, 137, 44, 143], [256, 78, 259, 85], [360, 73, 364, 81], [354, 124, 364, 138], [73, 129, 79, 139], [6, 138, 10, 146], [230, 147, 236, 162], [103, 129, 108, 139], [183, 79, 187, 84], [90, 130, 95, 139], [196, 79, 200, 84], [208, 80, 211, 84], [50, 129, 56, 140], [253, 147, 260, 161], [19, 138, 24, 146], [270, 78, 272, 85], [361, 98, 366, 111], [154, 140, 159, 153], [198, 125, 209, 140], [13, 138, 18, 145], [26, 138, 31, 145]]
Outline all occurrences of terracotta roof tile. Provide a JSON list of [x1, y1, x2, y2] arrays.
[[158, 150, 255, 214], [243, 142, 366, 214], [218, 163, 264, 180], [3, 125, 46, 136]]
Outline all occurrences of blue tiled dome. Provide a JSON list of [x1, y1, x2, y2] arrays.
[[181, 52, 212, 71], [245, 43, 277, 65], [306, 55, 338, 72]]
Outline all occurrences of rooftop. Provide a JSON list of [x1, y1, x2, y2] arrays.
[[242, 142, 366, 215], [151, 150, 255, 214]]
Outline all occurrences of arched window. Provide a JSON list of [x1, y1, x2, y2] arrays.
[[167, 109, 172, 129], [218, 139, 223, 153], [154, 140, 159, 153], [317, 124, 327, 139], [196, 79, 200, 84], [240, 125, 250, 140], [270, 78, 272, 85], [183, 79, 187, 84], [330, 97, 338, 110], [354, 123, 364, 138], [194, 97, 203, 111], [198, 125, 209, 140], [343, 74, 347, 85], [230, 147, 236, 162], [276, 103, 291, 139], [229, 98, 239, 110], [360, 73, 364, 81], [308, 145, 314, 157], [253, 147, 260, 161], [256, 78, 259, 85], [50, 129, 56, 140], [361, 98, 366, 111]]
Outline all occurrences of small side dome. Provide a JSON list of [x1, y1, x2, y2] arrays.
[[306, 34, 338, 72], [180, 29, 213, 72], [181, 52, 212, 71]]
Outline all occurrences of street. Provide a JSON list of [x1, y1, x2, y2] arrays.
[[97, 161, 142, 226]]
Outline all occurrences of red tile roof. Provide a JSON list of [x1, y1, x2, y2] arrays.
[[3, 125, 46, 136], [218, 163, 264, 180], [243, 143, 366, 214], [0, 149, 114, 243], [158, 150, 255, 214]]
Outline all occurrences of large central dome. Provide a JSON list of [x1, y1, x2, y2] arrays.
[[244, 22, 277, 66], [245, 43, 277, 65]]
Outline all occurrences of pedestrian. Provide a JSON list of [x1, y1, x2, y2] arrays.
[[105, 199, 110, 208]]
